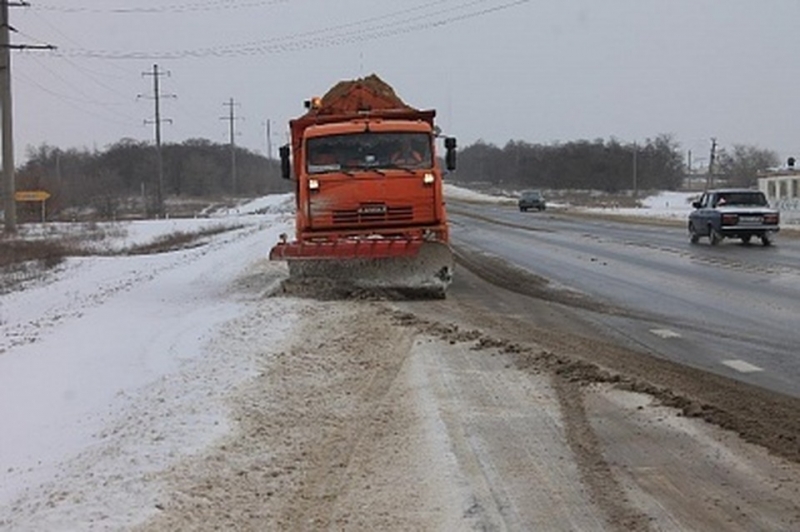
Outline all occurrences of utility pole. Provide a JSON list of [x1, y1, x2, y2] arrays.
[[55, 149, 61, 183], [264, 119, 272, 160], [632, 142, 638, 199], [221, 98, 242, 195], [1, 0, 55, 234], [706, 137, 717, 191], [141, 64, 173, 218]]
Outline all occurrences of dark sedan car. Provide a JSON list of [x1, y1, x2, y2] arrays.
[[518, 190, 546, 212], [688, 188, 779, 246]]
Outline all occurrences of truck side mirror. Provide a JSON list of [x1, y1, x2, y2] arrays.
[[444, 137, 457, 171], [279, 145, 291, 180]]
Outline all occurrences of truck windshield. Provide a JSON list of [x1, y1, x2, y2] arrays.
[[307, 132, 433, 174]]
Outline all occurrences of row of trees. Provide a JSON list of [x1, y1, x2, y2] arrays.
[[18, 139, 292, 219], [14, 134, 780, 220], [451, 135, 779, 192]]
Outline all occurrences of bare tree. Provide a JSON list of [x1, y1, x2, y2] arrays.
[[717, 144, 779, 187]]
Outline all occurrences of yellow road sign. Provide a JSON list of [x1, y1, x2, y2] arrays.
[[15, 190, 51, 202]]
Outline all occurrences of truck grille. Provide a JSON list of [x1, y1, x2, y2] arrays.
[[332, 205, 414, 224]]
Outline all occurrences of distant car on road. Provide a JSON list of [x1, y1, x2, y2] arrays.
[[518, 190, 546, 212], [688, 188, 779, 246]]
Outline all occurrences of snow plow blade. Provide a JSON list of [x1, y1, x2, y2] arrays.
[[270, 240, 453, 298]]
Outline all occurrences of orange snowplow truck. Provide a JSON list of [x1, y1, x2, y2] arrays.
[[269, 75, 457, 297]]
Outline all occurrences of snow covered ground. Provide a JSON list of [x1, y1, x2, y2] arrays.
[[443, 184, 699, 220], [586, 190, 698, 220], [0, 185, 784, 530], [0, 194, 296, 530]]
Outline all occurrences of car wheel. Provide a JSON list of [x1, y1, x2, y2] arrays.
[[761, 234, 773, 246], [741, 235, 752, 245], [689, 223, 700, 244], [709, 226, 722, 246]]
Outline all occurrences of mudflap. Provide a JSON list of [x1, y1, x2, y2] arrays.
[[286, 242, 454, 299]]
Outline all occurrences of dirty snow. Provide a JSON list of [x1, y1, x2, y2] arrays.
[[0, 185, 773, 530], [0, 194, 294, 530]]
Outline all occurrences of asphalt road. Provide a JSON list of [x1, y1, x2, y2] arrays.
[[448, 200, 800, 398]]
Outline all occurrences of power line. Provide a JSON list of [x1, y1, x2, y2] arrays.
[[52, 0, 529, 60], [25, 55, 135, 111], [207, 0, 455, 53], [21, 8, 139, 78], [47, 55, 138, 98], [31, 0, 292, 14], [15, 69, 139, 124], [22, 8, 140, 77]]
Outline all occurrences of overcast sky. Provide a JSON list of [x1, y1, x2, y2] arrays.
[[10, 0, 800, 168]]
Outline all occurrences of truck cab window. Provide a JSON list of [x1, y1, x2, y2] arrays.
[[307, 132, 432, 173]]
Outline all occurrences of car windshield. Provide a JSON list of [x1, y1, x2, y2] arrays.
[[306, 132, 432, 174], [522, 191, 541, 199], [715, 192, 768, 207]]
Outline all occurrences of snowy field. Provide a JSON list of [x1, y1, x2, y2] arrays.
[[0, 185, 786, 529], [444, 184, 699, 220]]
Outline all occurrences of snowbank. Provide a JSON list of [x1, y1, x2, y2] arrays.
[[0, 194, 295, 530]]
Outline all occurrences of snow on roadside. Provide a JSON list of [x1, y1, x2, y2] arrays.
[[445, 184, 799, 229], [588, 190, 698, 220], [0, 194, 298, 530], [0, 184, 789, 529], [11, 195, 295, 253], [444, 183, 697, 220]]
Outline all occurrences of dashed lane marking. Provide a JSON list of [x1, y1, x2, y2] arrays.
[[722, 359, 764, 373], [650, 328, 682, 339]]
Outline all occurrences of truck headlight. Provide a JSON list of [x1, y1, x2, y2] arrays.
[[423, 173, 435, 185], [309, 179, 320, 190]]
